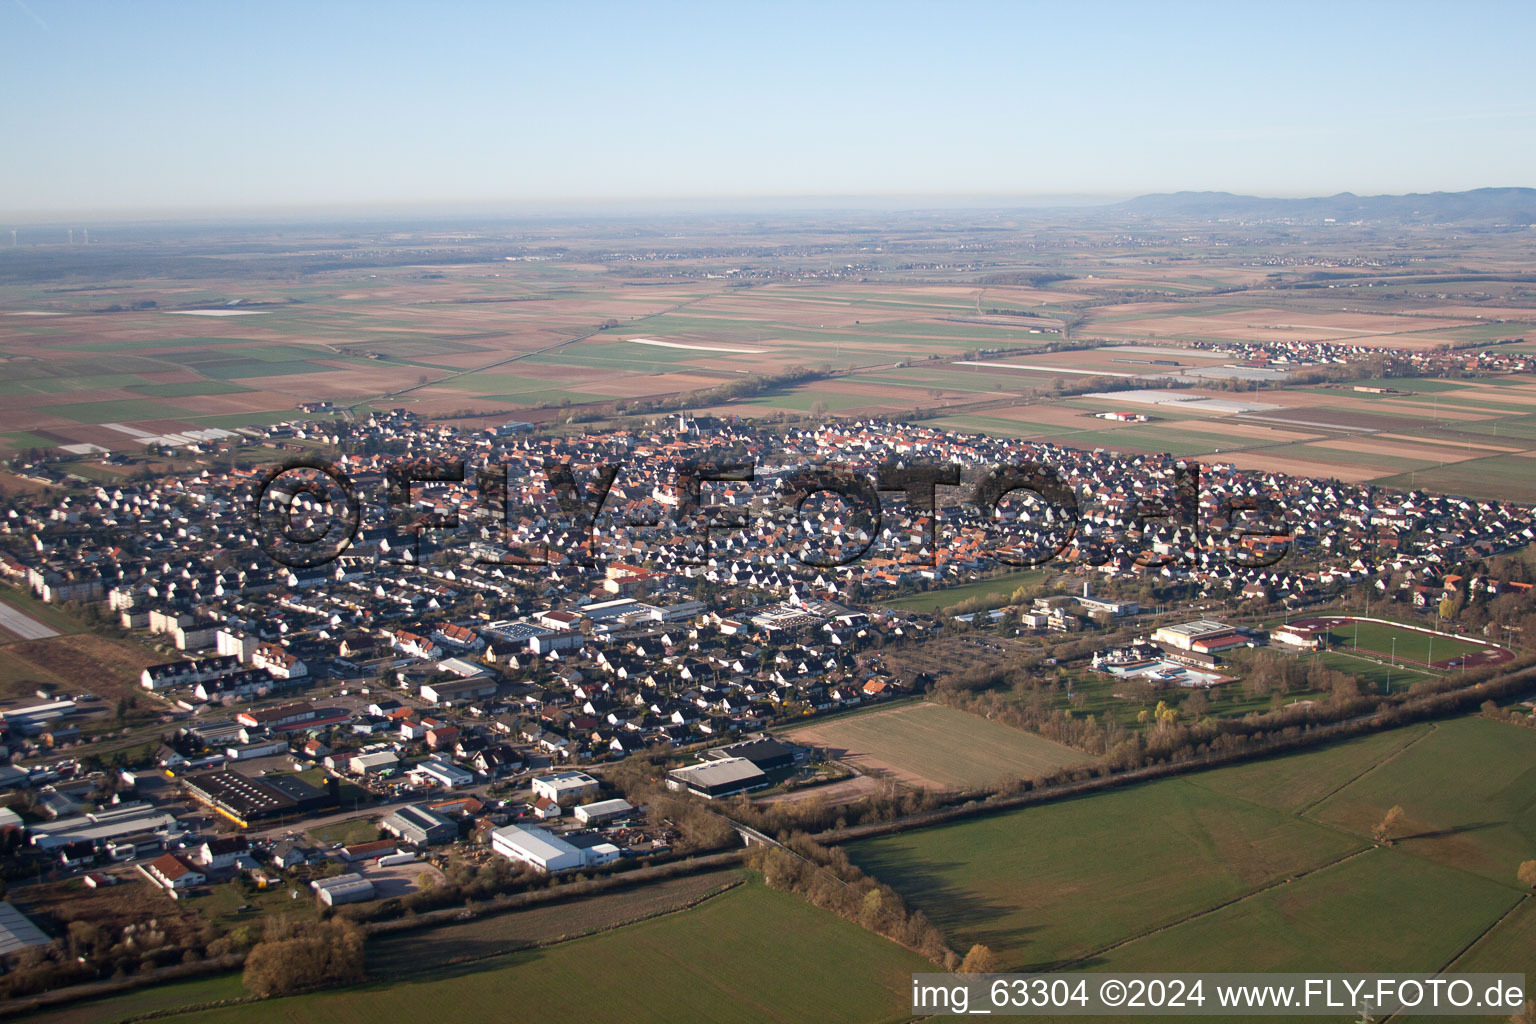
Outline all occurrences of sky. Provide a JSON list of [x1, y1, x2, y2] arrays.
[[2, 0, 1534, 220]]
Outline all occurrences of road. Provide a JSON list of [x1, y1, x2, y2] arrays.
[[0, 599, 60, 640]]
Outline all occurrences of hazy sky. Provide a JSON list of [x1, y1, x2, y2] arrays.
[[3, 0, 1533, 218]]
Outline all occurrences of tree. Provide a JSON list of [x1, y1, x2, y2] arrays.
[[1517, 860, 1536, 889], [809, 400, 829, 419], [1373, 805, 1406, 844], [959, 943, 997, 975]]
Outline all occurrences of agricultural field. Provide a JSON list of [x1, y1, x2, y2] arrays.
[[847, 716, 1536, 983], [847, 768, 1365, 969], [127, 880, 931, 1024], [365, 869, 745, 975], [780, 700, 1096, 790], [0, 631, 161, 709]]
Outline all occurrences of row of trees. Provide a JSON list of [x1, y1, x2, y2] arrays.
[[747, 836, 954, 966]]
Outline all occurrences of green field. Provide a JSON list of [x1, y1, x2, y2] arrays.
[[1307, 716, 1536, 884], [1099, 849, 1518, 973], [881, 569, 1047, 612], [1376, 454, 1536, 503], [1328, 620, 1484, 665], [306, 816, 380, 847], [848, 772, 1363, 969], [141, 881, 929, 1024], [783, 700, 1096, 791], [849, 716, 1536, 978]]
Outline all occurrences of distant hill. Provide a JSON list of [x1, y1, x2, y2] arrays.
[[1113, 187, 1536, 225]]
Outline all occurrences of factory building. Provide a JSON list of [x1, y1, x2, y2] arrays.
[[381, 805, 457, 846], [666, 757, 768, 800], [490, 824, 584, 873]]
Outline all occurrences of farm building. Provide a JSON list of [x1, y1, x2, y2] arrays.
[[667, 757, 768, 799], [574, 798, 635, 825], [382, 805, 457, 846], [531, 771, 599, 805], [490, 824, 584, 873]]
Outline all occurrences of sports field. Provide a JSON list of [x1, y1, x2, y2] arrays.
[[139, 880, 930, 1024], [781, 700, 1095, 790], [1284, 616, 1507, 670], [848, 716, 1536, 975]]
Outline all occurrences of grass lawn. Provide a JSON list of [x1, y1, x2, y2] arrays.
[[306, 816, 381, 847], [143, 880, 930, 1024], [880, 569, 1047, 612], [1316, 649, 1431, 690], [847, 775, 1363, 969], [782, 701, 1095, 790]]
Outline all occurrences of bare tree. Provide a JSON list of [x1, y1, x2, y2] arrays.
[[1373, 805, 1406, 844]]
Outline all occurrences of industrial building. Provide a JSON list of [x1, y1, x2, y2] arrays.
[[381, 804, 457, 846], [666, 757, 768, 799], [531, 771, 599, 805], [490, 824, 583, 873], [314, 872, 375, 906], [0, 699, 77, 734], [574, 798, 635, 825], [419, 677, 498, 704], [28, 801, 179, 851], [0, 902, 49, 960], [408, 758, 474, 789], [182, 769, 334, 827], [705, 737, 796, 772], [349, 750, 400, 775]]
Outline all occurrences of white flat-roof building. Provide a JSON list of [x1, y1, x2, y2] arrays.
[[1152, 620, 1235, 651], [531, 771, 599, 805], [408, 758, 474, 790], [490, 824, 583, 873]]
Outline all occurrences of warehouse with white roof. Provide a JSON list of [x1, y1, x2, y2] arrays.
[[490, 824, 584, 873]]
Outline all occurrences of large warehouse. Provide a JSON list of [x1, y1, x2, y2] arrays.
[[705, 736, 796, 772], [666, 757, 768, 799], [490, 824, 584, 873], [182, 769, 335, 827], [381, 804, 457, 846]]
